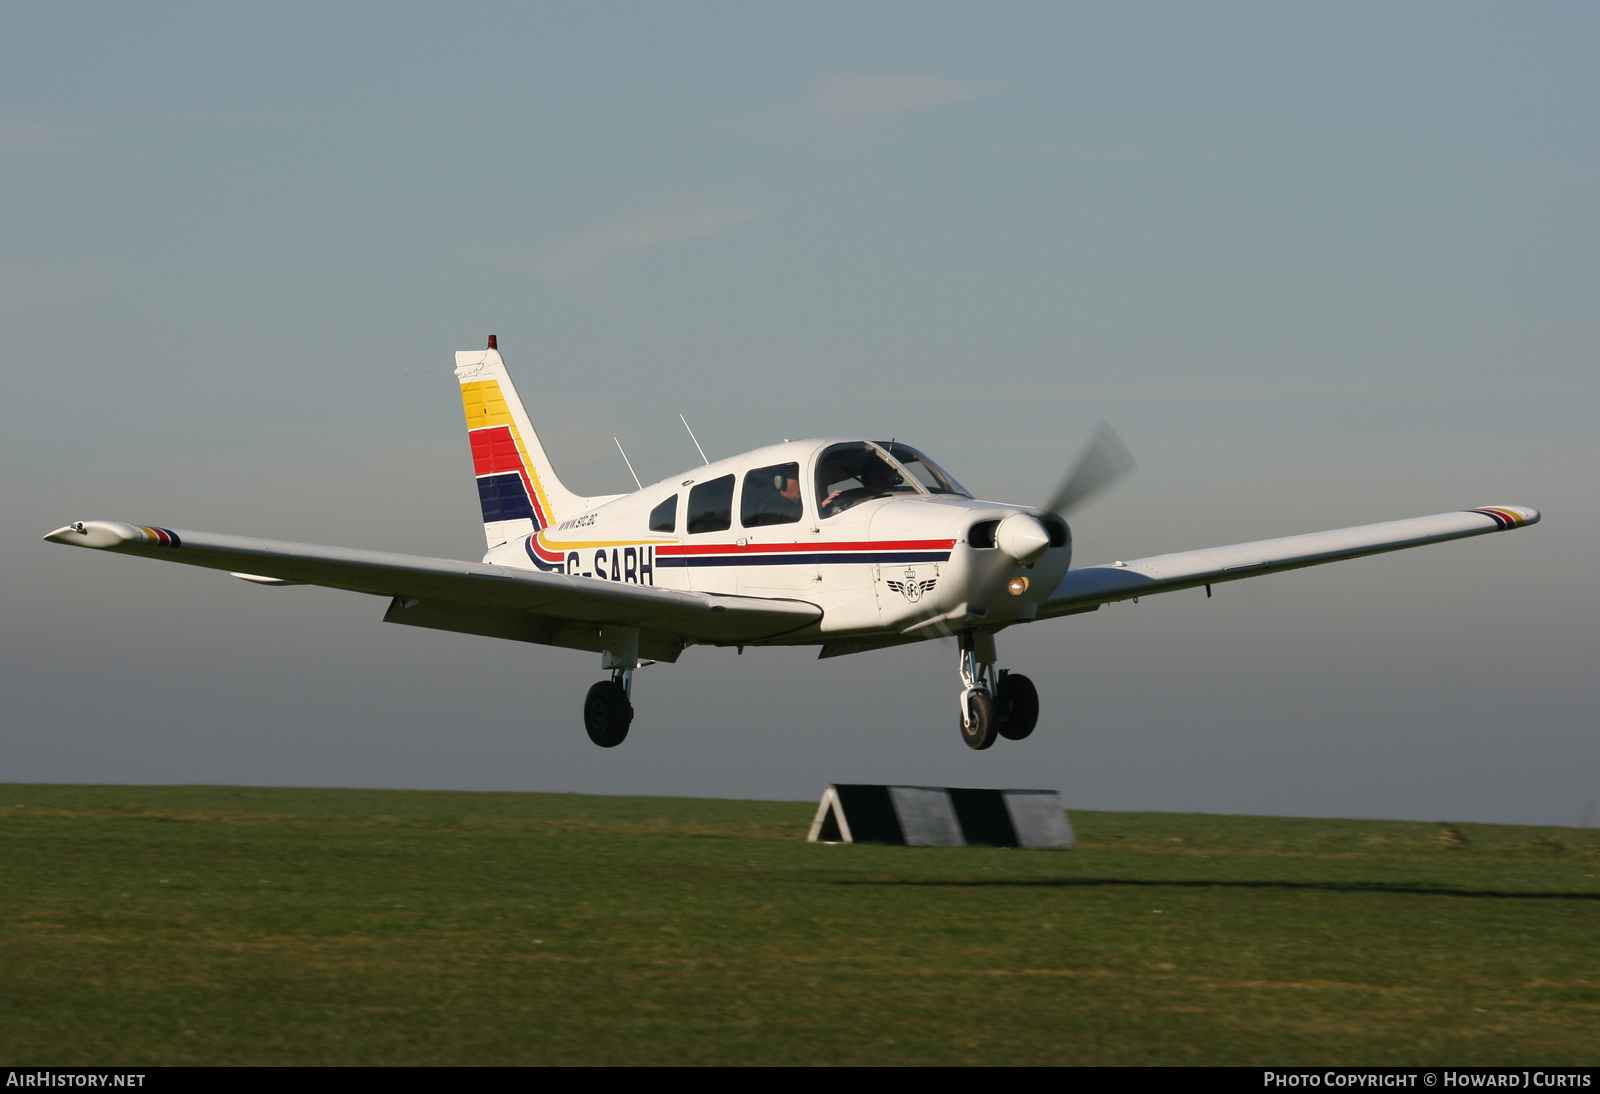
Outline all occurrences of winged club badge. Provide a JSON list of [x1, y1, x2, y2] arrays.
[[885, 567, 937, 604]]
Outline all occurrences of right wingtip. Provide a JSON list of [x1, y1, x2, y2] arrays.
[[43, 521, 152, 548]]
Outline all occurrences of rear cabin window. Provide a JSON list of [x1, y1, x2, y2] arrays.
[[741, 462, 803, 527], [686, 475, 735, 534], [648, 495, 677, 533]]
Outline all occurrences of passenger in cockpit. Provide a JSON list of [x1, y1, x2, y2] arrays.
[[778, 473, 802, 506], [742, 461, 805, 527]]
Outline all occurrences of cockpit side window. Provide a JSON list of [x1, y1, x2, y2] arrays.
[[814, 443, 920, 519], [648, 495, 678, 533], [877, 442, 972, 498], [686, 475, 735, 534], [741, 462, 803, 527]]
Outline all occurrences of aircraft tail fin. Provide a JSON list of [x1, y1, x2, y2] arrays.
[[454, 336, 588, 546]]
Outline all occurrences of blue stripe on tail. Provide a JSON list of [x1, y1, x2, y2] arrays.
[[477, 473, 537, 525]]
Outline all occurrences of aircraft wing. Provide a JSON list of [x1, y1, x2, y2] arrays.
[[1039, 506, 1540, 620], [43, 521, 820, 659]]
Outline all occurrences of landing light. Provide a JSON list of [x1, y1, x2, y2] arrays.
[[1008, 576, 1030, 596]]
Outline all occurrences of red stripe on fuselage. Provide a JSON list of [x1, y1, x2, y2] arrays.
[[529, 536, 567, 562], [653, 538, 954, 558]]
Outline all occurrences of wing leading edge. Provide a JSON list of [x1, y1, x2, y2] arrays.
[[1040, 506, 1539, 619], [43, 521, 820, 661]]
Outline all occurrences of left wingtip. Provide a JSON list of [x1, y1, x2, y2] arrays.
[[1469, 505, 1540, 529]]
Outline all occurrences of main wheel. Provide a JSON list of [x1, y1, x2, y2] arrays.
[[995, 671, 1040, 741], [959, 690, 998, 751], [584, 681, 633, 748]]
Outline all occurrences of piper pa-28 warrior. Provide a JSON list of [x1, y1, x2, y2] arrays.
[[46, 337, 1542, 750]]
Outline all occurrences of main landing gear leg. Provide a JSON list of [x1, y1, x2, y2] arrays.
[[587, 629, 643, 748], [994, 669, 1040, 741]]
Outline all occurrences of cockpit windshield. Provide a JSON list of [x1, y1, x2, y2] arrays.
[[876, 442, 972, 498], [814, 442, 921, 518]]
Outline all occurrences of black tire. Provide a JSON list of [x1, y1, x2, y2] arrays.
[[995, 671, 1040, 741], [959, 691, 998, 751], [584, 681, 633, 748]]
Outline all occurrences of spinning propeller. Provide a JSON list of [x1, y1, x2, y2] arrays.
[[988, 422, 1137, 566], [1043, 421, 1136, 519], [940, 423, 1137, 636]]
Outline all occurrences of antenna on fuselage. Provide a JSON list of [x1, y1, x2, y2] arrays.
[[613, 437, 643, 490], [679, 414, 709, 466]]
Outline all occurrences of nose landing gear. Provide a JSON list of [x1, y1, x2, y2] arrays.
[[957, 631, 1039, 750], [959, 691, 997, 749], [957, 634, 998, 749]]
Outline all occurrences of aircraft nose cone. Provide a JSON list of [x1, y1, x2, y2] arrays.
[[997, 513, 1051, 564]]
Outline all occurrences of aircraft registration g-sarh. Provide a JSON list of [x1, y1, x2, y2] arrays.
[[47, 337, 1541, 751]]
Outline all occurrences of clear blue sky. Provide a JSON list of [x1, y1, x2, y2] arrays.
[[3, 2, 1595, 824]]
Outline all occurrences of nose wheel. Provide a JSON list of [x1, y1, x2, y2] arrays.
[[584, 669, 634, 748], [960, 690, 997, 749], [955, 632, 997, 750]]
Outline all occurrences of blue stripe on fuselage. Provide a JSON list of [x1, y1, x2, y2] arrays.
[[523, 536, 567, 572]]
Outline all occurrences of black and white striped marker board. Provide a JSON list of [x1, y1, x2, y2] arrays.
[[807, 785, 1075, 849]]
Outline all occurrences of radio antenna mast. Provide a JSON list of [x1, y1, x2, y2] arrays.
[[679, 414, 709, 466], [613, 437, 643, 490]]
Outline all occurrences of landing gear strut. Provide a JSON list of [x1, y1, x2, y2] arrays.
[[587, 629, 647, 748], [957, 631, 1038, 750], [957, 632, 997, 750], [584, 668, 634, 748]]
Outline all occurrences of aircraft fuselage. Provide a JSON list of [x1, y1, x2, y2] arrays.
[[488, 438, 1074, 647]]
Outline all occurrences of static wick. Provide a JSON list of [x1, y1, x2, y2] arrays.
[[614, 437, 643, 490], [679, 414, 709, 466]]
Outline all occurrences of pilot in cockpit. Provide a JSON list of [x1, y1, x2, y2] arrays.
[[820, 460, 903, 518]]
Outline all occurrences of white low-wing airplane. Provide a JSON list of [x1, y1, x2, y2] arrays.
[[46, 337, 1541, 751]]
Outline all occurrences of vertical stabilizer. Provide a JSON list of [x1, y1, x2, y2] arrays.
[[454, 337, 590, 547]]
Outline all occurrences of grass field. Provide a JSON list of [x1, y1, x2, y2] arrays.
[[1, 784, 1597, 1066]]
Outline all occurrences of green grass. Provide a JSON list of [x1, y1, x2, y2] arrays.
[[1, 784, 1597, 1065]]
